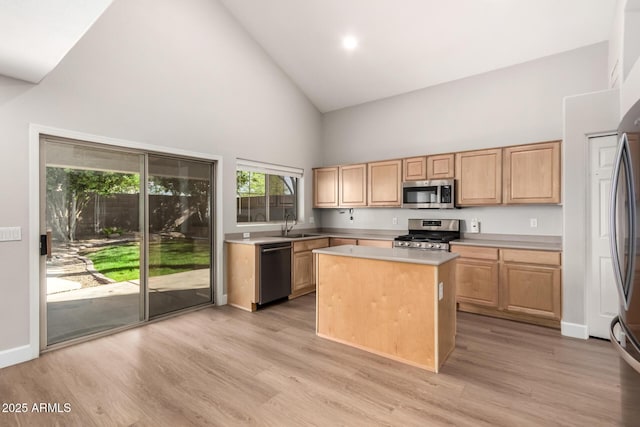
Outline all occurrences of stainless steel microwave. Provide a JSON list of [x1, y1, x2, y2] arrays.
[[402, 179, 455, 209]]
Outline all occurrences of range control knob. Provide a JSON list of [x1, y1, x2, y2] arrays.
[[427, 243, 434, 249], [435, 244, 441, 249]]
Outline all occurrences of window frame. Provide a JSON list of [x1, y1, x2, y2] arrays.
[[236, 159, 303, 225]]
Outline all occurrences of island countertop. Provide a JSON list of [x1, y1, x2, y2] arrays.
[[312, 245, 459, 266]]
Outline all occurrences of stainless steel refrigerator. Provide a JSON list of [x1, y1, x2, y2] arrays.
[[610, 98, 640, 425]]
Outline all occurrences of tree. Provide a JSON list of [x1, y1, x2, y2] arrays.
[[47, 168, 140, 241], [148, 176, 211, 232]]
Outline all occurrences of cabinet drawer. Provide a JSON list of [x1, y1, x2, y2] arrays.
[[450, 245, 498, 261], [293, 238, 330, 253], [357, 239, 393, 248], [501, 249, 561, 266], [330, 238, 357, 247]]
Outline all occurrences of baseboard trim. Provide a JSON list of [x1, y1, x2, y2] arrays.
[[0, 344, 37, 369], [561, 321, 589, 339]]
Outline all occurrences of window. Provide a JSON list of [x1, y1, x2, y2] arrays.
[[236, 159, 302, 223]]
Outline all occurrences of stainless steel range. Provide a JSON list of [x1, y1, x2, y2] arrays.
[[393, 219, 460, 251]]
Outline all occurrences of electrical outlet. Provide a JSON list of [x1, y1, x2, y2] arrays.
[[309, 216, 315, 224], [530, 218, 538, 228], [392, 217, 398, 225], [438, 282, 444, 300], [469, 218, 479, 233], [242, 232, 250, 239]]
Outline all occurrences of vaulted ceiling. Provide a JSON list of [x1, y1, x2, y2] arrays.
[[0, 0, 112, 83], [219, 0, 617, 112], [0, 0, 618, 112]]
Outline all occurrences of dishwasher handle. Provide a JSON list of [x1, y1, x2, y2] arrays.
[[261, 245, 292, 253]]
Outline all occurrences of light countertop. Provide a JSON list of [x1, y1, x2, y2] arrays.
[[313, 245, 459, 266], [450, 238, 562, 251], [225, 232, 395, 245]]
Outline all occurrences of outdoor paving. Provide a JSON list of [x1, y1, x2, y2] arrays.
[[46, 269, 211, 345]]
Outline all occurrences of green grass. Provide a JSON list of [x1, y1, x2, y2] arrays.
[[84, 239, 210, 282]]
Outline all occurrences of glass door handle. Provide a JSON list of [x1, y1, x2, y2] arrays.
[[39, 231, 52, 259]]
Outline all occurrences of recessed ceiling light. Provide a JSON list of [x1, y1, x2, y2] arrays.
[[342, 35, 358, 50]]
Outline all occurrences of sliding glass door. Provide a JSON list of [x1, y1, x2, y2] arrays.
[[41, 137, 214, 348], [43, 140, 145, 345], [147, 155, 212, 318]]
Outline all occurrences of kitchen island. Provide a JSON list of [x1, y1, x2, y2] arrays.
[[313, 245, 458, 372]]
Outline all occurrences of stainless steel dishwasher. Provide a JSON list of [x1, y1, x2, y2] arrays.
[[258, 242, 292, 305]]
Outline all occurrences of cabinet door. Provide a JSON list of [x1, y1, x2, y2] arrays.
[[503, 141, 561, 204], [455, 149, 502, 205], [368, 159, 402, 206], [339, 164, 367, 207], [403, 156, 427, 181], [313, 167, 339, 208], [292, 251, 313, 293], [455, 258, 499, 308], [501, 263, 561, 320], [427, 153, 454, 179]]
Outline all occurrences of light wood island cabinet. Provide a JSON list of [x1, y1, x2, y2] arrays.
[[339, 163, 367, 207], [315, 245, 457, 372], [368, 159, 402, 206], [427, 153, 455, 179], [313, 167, 338, 208], [455, 148, 503, 206], [503, 141, 561, 204]]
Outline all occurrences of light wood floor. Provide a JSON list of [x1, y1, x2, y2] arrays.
[[0, 293, 629, 426]]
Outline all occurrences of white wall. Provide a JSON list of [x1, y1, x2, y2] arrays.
[[0, 0, 321, 360], [562, 89, 619, 337], [319, 43, 609, 235]]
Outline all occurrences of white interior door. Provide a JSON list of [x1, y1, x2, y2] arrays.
[[588, 134, 619, 339]]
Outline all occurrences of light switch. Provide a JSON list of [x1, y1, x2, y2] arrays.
[[0, 227, 22, 242]]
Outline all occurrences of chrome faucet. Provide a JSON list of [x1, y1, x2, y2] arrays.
[[282, 212, 295, 236]]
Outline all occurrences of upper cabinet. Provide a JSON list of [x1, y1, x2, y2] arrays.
[[402, 156, 427, 181], [314, 140, 561, 208], [426, 153, 455, 180], [455, 148, 503, 206], [339, 163, 367, 207], [368, 159, 402, 207], [313, 167, 339, 208], [503, 141, 561, 204]]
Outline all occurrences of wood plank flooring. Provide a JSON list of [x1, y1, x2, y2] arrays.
[[0, 293, 631, 426]]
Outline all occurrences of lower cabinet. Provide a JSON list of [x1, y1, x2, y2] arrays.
[[330, 237, 392, 248], [501, 249, 561, 321], [450, 244, 562, 328], [456, 258, 499, 308], [291, 238, 329, 298], [356, 239, 393, 248], [330, 237, 357, 246]]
